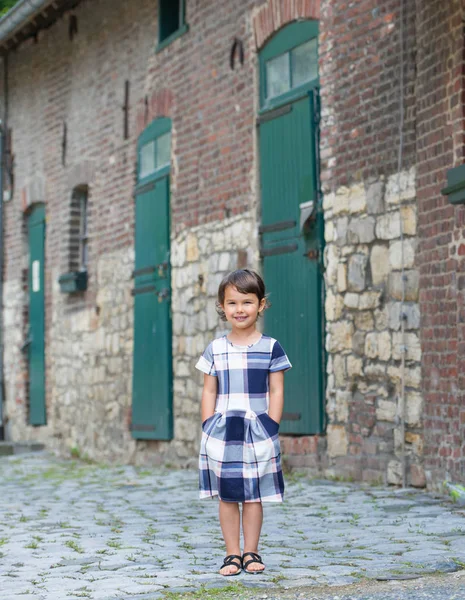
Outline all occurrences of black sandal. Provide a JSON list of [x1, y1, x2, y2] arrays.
[[220, 554, 242, 576], [242, 552, 265, 574]]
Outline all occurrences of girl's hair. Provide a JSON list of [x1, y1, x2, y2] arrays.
[[216, 269, 270, 321]]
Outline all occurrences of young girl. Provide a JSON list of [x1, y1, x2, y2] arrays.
[[195, 269, 291, 576]]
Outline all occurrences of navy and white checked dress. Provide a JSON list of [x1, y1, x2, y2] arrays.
[[196, 335, 291, 503]]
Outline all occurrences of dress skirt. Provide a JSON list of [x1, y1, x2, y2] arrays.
[[199, 410, 284, 503]]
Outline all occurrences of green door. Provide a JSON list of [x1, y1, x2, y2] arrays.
[[27, 205, 46, 426], [259, 21, 324, 435], [131, 119, 173, 440]]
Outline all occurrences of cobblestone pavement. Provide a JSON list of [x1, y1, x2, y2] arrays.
[[1, 453, 465, 600]]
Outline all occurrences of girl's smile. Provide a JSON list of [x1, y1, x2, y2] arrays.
[[221, 285, 265, 333]]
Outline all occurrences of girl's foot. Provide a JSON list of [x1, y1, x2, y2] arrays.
[[242, 552, 265, 574], [219, 554, 242, 576]]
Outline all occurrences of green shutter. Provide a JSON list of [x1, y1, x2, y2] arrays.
[[28, 205, 46, 426], [259, 94, 324, 435], [132, 120, 173, 440]]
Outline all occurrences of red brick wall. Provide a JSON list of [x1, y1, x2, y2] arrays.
[[415, 0, 465, 488], [319, 0, 416, 190]]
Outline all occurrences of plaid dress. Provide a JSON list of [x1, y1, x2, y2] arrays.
[[196, 335, 291, 503]]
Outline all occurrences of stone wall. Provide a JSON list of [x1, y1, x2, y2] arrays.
[[323, 168, 424, 486]]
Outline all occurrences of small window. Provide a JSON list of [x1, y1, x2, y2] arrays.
[[265, 37, 318, 102], [139, 132, 172, 178], [69, 185, 89, 272], [79, 191, 88, 271], [158, 0, 187, 47]]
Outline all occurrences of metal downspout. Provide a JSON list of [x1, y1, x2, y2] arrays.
[[0, 52, 7, 441]]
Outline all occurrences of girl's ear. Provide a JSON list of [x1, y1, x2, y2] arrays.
[[258, 297, 266, 312]]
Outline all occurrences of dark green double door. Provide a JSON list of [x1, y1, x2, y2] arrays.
[[259, 94, 324, 435], [131, 176, 173, 440]]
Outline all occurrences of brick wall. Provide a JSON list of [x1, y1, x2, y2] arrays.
[[319, 0, 417, 190], [415, 0, 465, 489]]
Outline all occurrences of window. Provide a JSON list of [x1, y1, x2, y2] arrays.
[[157, 0, 188, 50], [78, 190, 88, 271], [259, 21, 319, 110], [58, 185, 89, 293], [265, 37, 318, 101], [69, 185, 88, 271], [139, 131, 172, 179]]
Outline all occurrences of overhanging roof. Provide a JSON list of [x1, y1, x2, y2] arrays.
[[0, 0, 81, 54]]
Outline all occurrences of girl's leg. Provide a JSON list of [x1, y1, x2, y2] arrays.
[[218, 500, 241, 575], [242, 502, 265, 572]]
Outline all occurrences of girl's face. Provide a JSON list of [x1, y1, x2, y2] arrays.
[[222, 285, 265, 330]]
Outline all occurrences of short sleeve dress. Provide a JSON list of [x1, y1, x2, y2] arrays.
[[195, 334, 291, 503]]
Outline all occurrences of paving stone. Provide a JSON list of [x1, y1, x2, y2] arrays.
[[1, 454, 465, 599]]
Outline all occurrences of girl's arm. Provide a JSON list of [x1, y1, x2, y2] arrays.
[[268, 370, 284, 424], [201, 374, 218, 423]]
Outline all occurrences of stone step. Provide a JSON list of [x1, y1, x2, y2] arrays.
[[0, 441, 45, 456]]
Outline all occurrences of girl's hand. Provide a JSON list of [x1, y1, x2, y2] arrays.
[[268, 370, 284, 424], [201, 374, 217, 424]]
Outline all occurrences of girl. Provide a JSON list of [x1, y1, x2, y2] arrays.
[[195, 269, 291, 576]]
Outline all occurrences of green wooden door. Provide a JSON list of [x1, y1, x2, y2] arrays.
[[131, 119, 173, 440], [27, 205, 46, 426], [259, 93, 324, 435]]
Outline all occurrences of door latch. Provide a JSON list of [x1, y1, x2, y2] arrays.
[[157, 288, 169, 303], [304, 249, 319, 260]]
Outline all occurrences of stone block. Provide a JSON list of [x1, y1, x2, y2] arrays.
[[388, 270, 419, 301], [378, 331, 392, 361], [335, 216, 349, 246], [387, 460, 402, 485], [392, 332, 421, 362], [333, 354, 346, 387], [323, 191, 336, 211], [352, 331, 366, 355], [366, 180, 385, 214], [335, 391, 351, 422], [375, 211, 401, 240], [389, 239, 416, 270], [325, 245, 340, 285], [365, 332, 379, 359], [325, 220, 335, 242], [388, 302, 420, 330], [376, 399, 397, 422], [406, 392, 423, 427], [328, 321, 354, 352], [370, 245, 390, 285], [327, 425, 348, 457], [374, 307, 389, 330], [410, 464, 426, 488], [348, 183, 367, 214], [364, 362, 386, 380], [387, 365, 421, 388], [354, 311, 374, 331], [385, 167, 416, 205], [333, 187, 350, 215], [406, 432, 423, 456], [348, 216, 375, 244], [401, 204, 417, 236], [347, 355, 363, 377], [344, 292, 359, 309], [337, 263, 347, 292], [359, 291, 381, 310], [348, 254, 368, 292], [325, 289, 343, 321]]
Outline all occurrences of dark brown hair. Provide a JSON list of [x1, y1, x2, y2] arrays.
[[216, 269, 270, 321]]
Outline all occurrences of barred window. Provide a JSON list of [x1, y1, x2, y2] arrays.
[[69, 185, 88, 272]]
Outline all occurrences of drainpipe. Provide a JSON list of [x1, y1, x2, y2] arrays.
[[0, 53, 7, 441]]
